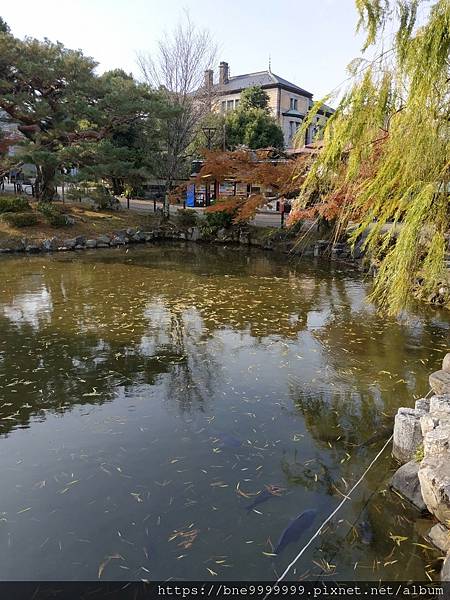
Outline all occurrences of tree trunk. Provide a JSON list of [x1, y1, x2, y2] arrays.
[[163, 177, 172, 219], [36, 165, 57, 201]]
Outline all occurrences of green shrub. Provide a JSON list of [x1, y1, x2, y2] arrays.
[[37, 202, 73, 227], [3, 212, 38, 227], [177, 209, 198, 228], [0, 196, 31, 213], [204, 210, 233, 230]]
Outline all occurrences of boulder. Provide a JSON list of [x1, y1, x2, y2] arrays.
[[239, 231, 250, 245], [41, 238, 58, 252], [442, 354, 450, 374], [85, 239, 97, 249], [96, 234, 110, 245], [423, 424, 450, 457], [430, 395, 450, 420], [418, 453, 450, 523], [110, 235, 128, 246], [187, 227, 199, 242], [426, 523, 450, 553], [430, 370, 450, 395], [415, 398, 431, 412], [25, 244, 41, 253], [393, 407, 426, 463], [132, 231, 146, 243], [442, 553, 450, 581], [390, 460, 427, 512], [62, 238, 76, 250], [142, 231, 154, 242]]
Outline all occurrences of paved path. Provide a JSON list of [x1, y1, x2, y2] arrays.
[[0, 183, 285, 228]]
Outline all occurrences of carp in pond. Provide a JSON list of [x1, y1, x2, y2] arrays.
[[246, 485, 285, 512], [274, 509, 317, 555]]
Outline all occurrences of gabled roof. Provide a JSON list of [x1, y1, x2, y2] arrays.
[[218, 70, 313, 98]]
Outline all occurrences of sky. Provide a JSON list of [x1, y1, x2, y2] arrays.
[[1, 0, 367, 103]]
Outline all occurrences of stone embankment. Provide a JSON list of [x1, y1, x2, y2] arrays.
[[0, 224, 358, 259], [392, 353, 450, 580]]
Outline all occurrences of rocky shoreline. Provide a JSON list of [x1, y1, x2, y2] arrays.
[[391, 354, 450, 581], [0, 224, 359, 260]]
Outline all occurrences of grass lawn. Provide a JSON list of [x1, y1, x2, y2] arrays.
[[0, 197, 159, 245]]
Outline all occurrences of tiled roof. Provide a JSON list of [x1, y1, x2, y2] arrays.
[[218, 70, 313, 98]]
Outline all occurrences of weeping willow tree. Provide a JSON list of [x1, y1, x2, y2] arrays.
[[293, 0, 450, 314]]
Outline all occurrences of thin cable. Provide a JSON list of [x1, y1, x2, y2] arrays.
[[267, 386, 435, 593], [265, 433, 393, 596]]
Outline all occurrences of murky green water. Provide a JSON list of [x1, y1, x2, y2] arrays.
[[0, 243, 449, 582]]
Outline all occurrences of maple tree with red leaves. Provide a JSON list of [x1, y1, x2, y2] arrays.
[[172, 148, 310, 223]]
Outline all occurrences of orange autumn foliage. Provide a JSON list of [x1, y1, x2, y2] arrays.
[[171, 148, 310, 223]]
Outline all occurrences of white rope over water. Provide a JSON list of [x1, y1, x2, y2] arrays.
[[264, 433, 393, 597], [262, 387, 435, 598]]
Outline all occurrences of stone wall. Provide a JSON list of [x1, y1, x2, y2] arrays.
[[391, 353, 450, 580]]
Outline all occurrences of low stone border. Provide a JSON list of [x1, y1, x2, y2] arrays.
[[391, 352, 450, 581], [0, 225, 359, 260]]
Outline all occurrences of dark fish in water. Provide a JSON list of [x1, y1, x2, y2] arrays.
[[211, 431, 242, 449], [275, 509, 317, 554], [358, 428, 392, 448], [246, 485, 285, 512], [357, 520, 373, 544]]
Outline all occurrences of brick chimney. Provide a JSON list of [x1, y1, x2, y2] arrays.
[[219, 61, 229, 85], [204, 69, 213, 88]]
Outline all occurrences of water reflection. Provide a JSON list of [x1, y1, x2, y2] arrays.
[[0, 244, 448, 581]]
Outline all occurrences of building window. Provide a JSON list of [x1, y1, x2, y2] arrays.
[[234, 99, 239, 108], [227, 100, 234, 111], [290, 98, 298, 111], [221, 101, 226, 113]]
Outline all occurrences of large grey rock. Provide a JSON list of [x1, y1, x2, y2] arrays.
[[430, 395, 450, 419], [132, 231, 146, 243], [415, 398, 430, 412], [426, 523, 450, 553], [62, 238, 76, 250], [442, 553, 450, 581], [96, 234, 110, 245], [430, 370, 450, 395], [418, 453, 450, 523], [421, 414, 439, 437], [142, 231, 154, 242], [187, 227, 199, 242], [239, 231, 250, 245], [423, 424, 450, 457], [393, 407, 426, 463], [85, 239, 97, 248], [41, 238, 58, 252], [442, 354, 450, 374], [25, 244, 41, 253], [391, 460, 427, 512]]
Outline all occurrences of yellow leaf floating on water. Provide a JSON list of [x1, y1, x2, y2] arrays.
[[389, 533, 408, 546], [206, 568, 217, 576], [98, 554, 123, 579]]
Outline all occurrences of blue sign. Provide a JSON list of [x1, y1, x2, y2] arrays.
[[186, 184, 195, 207]]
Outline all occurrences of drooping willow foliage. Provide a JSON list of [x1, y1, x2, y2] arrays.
[[293, 0, 450, 314]]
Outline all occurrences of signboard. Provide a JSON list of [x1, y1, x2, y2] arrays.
[[186, 184, 195, 207]]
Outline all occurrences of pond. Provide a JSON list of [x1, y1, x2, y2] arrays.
[[0, 243, 449, 582]]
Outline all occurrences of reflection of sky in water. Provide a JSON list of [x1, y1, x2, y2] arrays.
[[3, 287, 53, 329]]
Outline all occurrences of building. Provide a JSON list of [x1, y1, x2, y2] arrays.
[[205, 61, 334, 149]]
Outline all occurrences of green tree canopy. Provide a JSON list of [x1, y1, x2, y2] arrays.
[[0, 17, 9, 34], [238, 86, 271, 111], [294, 0, 450, 314], [225, 86, 284, 150], [0, 31, 167, 200]]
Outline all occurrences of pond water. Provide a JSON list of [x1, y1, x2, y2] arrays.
[[0, 243, 449, 582]]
